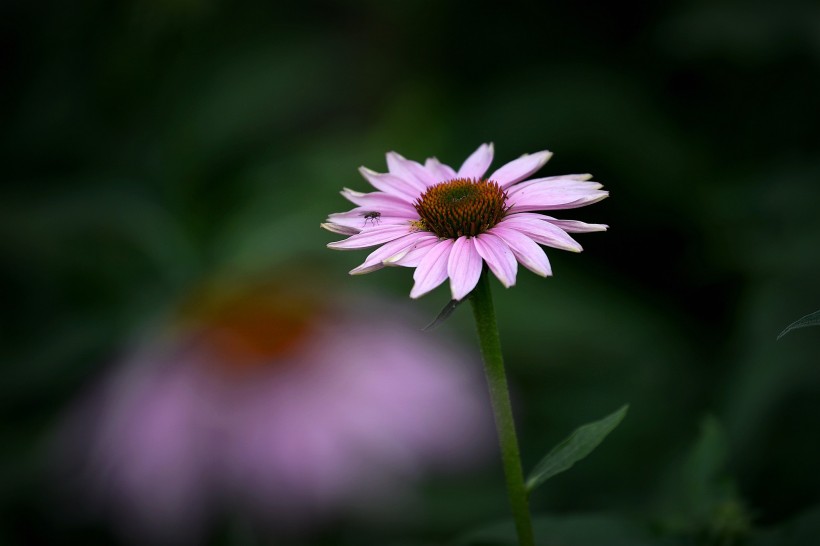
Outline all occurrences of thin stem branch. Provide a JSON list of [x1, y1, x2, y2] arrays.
[[469, 268, 535, 546]]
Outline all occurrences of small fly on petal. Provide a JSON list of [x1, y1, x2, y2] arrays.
[[361, 211, 381, 226]]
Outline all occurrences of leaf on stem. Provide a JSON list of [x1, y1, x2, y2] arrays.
[[423, 298, 467, 331], [777, 309, 820, 340], [525, 404, 629, 493]]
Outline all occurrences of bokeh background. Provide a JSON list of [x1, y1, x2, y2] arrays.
[[2, 0, 819, 545]]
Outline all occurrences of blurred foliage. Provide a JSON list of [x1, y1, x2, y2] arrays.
[[655, 416, 750, 545], [456, 513, 663, 546], [1, 0, 819, 544]]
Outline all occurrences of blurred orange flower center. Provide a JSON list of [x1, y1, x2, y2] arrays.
[[177, 285, 316, 375]]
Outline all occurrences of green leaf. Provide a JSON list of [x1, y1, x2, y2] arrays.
[[424, 298, 467, 331], [777, 309, 820, 340], [525, 405, 628, 493]]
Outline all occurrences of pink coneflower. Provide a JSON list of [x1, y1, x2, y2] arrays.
[[322, 144, 608, 300], [53, 278, 491, 544]]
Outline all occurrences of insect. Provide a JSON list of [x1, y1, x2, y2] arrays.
[[361, 211, 381, 226]]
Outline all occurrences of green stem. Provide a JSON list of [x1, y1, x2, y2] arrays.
[[469, 268, 535, 546]]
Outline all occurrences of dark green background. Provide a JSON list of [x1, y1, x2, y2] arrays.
[[2, 0, 819, 544]]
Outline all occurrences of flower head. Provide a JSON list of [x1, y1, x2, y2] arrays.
[[53, 277, 491, 543], [322, 144, 608, 300]]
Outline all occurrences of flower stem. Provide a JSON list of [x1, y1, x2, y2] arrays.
[[469, 268, 535, 546]]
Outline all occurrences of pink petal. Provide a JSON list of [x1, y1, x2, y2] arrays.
[[457, 143, 494, 179], [358, 168, 425, 202], [350, 232, 430, 275], [488, 151, 552, 188], [387, 152, 437, 187], [424, 157, 457, 183], [387, 235, 439, 267], [321, 222, 360, 236], [507, 178, 609, 212], [511, 212, 608, 233], [490, 226, 552, 277], [506, 174, 596, 194], [509, 191, 609, 213], [340, 188, 418, 214], [447, 236, 483, 300], [539, 217, 608, 233], [326, 209, 417, 233], [473, 233, 517, 288], [410, 239, 455, 299], [327, 225, 412, 250], [497, 215, 583, 252], [507, 177, 603, 198]]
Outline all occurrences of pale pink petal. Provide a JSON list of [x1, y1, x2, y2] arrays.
[[424, 157, 457, 182], [410, 239, 455, 299], [387, 235, 440, 267], [457, 143, 494, 179], [489, 226, 552, 277], [326, 210, 417, 233], [506, 174, 597, 195], [507, 178, 603, 200], [387, 152, 437, 187], [340, 188, 418, 214], [327, 225, 412, 250], [511, 212, 608, 233], [543, 173, 593, 181], [358, 168, 425, 202], [507, 186, 609, 213], [473, 233, 517, 288], [488, 150, 552, 188], [327, 209, 415, 223], [320, 222, 359, 236], [447, 236, 483, 300], [497, 215, 583, 252], [350, 232, 430, 275], [327, 208, 414, 225], [330, 207, 418, 222], [539, 217, 609, 233]]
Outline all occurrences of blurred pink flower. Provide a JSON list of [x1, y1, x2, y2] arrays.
[[54, 278, 491, 543], [322, 144, 608, 300]]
